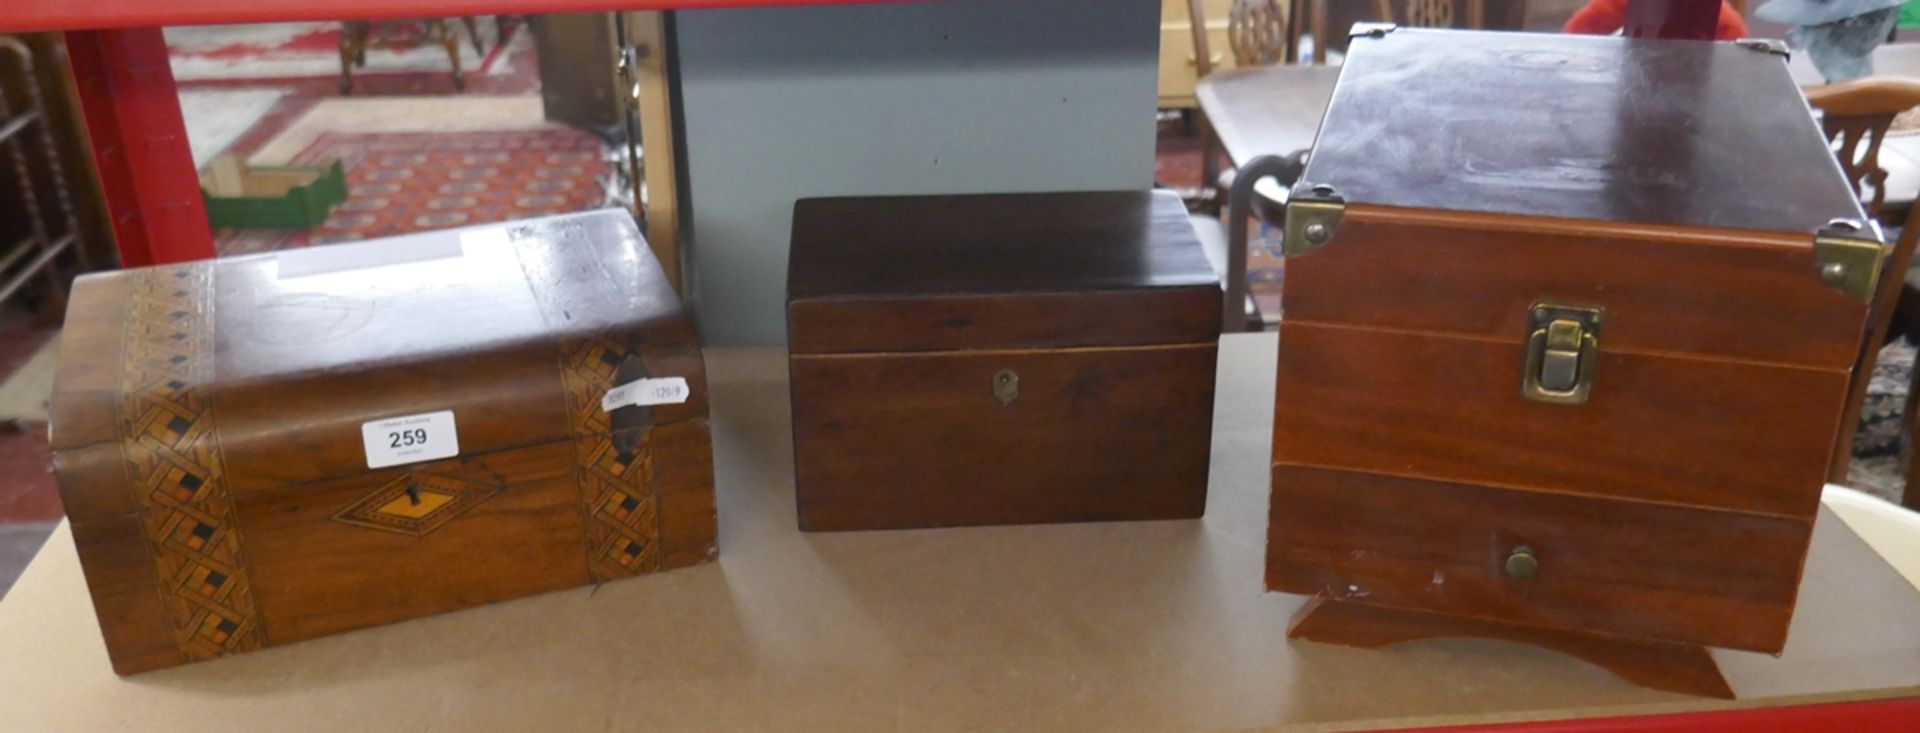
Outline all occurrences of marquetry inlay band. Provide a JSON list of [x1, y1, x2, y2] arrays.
[[559, 335, 663, 582], [117, 265, 266, 659]]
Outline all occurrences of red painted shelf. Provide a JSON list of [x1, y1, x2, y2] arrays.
[[0, 0, 904, 33]]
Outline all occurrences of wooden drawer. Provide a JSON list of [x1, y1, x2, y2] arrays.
[[1266, 465, 1811, 653], [1271, 320, 1848, 518], [791, 343, 1217, 530]]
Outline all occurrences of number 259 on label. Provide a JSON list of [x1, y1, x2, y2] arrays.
[[361, 410, 460, 469]]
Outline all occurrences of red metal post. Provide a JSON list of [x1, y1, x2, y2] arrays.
[[1401, 696, 1920, 733], [1622, 0, 1722, 40], [64, 27, 214, 267]]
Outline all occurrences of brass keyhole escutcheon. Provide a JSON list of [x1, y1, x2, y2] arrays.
[[1505, 545, 1538, 580], [992, 369, 1019, 406]]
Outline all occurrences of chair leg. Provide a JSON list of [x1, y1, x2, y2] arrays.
[[338, 21, 365, 95], [461, 17, 485, 56], [1312, 0, 1330, 65], [432, 20, 466, 91], [1198, 115, 1224, 216]]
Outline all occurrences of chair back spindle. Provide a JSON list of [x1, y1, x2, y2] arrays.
[[1806, 78, 1920, 220]]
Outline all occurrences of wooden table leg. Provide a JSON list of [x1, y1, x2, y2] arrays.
[[339, 21, 367, 95], [460, 17, 485, 56], [434, 20, 466, 92]]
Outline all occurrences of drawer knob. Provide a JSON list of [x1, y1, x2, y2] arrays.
[[992, 369, 1019, 406], [1505, 545, 1538, 580]]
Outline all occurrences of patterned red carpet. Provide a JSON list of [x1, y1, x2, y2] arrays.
[[168, 19, 530, 91], [217, 129, 611, 257]]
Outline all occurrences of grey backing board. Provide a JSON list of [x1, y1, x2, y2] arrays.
[[674, 0, 1161, 345]]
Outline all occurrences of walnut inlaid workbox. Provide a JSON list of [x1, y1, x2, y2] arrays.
[[50, 211, 716, 674]]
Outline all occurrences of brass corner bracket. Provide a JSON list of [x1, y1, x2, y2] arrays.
[[1283, 183, 1346, 257], [1813, 219, 1886, 303]]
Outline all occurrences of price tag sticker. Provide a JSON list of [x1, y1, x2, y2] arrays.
[[601, 377, 692, 412], [361, 410, 460, 469]]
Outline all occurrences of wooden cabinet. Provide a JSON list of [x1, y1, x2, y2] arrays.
[[1268, 29, 1876, 699]]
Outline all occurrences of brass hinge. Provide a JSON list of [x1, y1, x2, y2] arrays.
[[1350, 22, 1397, 39], [1812, 219, 1885, 302], [1282, 183, 1345, 256], [1734, 38, 1790, 59]]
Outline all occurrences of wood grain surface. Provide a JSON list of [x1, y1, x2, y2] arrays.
[[236, 442, 590, 645], [788, 289, 1220, 354], [1283, 207, 1873, 369], [1267, 465, 1809, 653], [1305, 30, 1868, 235], [49, 211, 718, 673], [787, 190, 1221, 355], [1271, 320, 1848, 518], [791, 344, 1217, 530], [787, 191, 1222, 532]]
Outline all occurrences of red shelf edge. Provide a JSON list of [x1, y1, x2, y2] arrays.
[[2, 0, 918, 34]]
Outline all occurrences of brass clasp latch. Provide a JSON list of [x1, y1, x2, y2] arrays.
[[1522, 303, 1603, 405]]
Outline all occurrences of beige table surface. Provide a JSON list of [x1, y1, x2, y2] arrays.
[[3, 335, 1919, 732]]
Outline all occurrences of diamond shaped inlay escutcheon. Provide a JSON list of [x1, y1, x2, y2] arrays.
[[333, 472, 503, 536]]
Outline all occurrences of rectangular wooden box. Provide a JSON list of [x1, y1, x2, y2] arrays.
[[50, 211, 717, 674], [1267, 29, 1879, 689], [786, 191, 1222, 531]]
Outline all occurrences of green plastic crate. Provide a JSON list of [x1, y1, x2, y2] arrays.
[[201, 158, 348, 230]]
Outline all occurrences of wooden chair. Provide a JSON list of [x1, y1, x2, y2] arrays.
[[1193, 0, 1295, 204], [1185, 0, 1296, 331], [0, 36, 86, 318], [1302, 0, 1487, 64], [339, 19, 482, 94], [1808, 78, 1920, 222], [1224, 0, 1295, 68], [1812, 78, 1920, 509]]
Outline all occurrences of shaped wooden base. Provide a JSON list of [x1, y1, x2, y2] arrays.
[[1287, 596, 1734, 699]]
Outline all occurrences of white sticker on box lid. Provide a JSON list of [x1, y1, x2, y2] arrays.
[[601, 377, 691, 412], [361, 410, 460, 469]]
